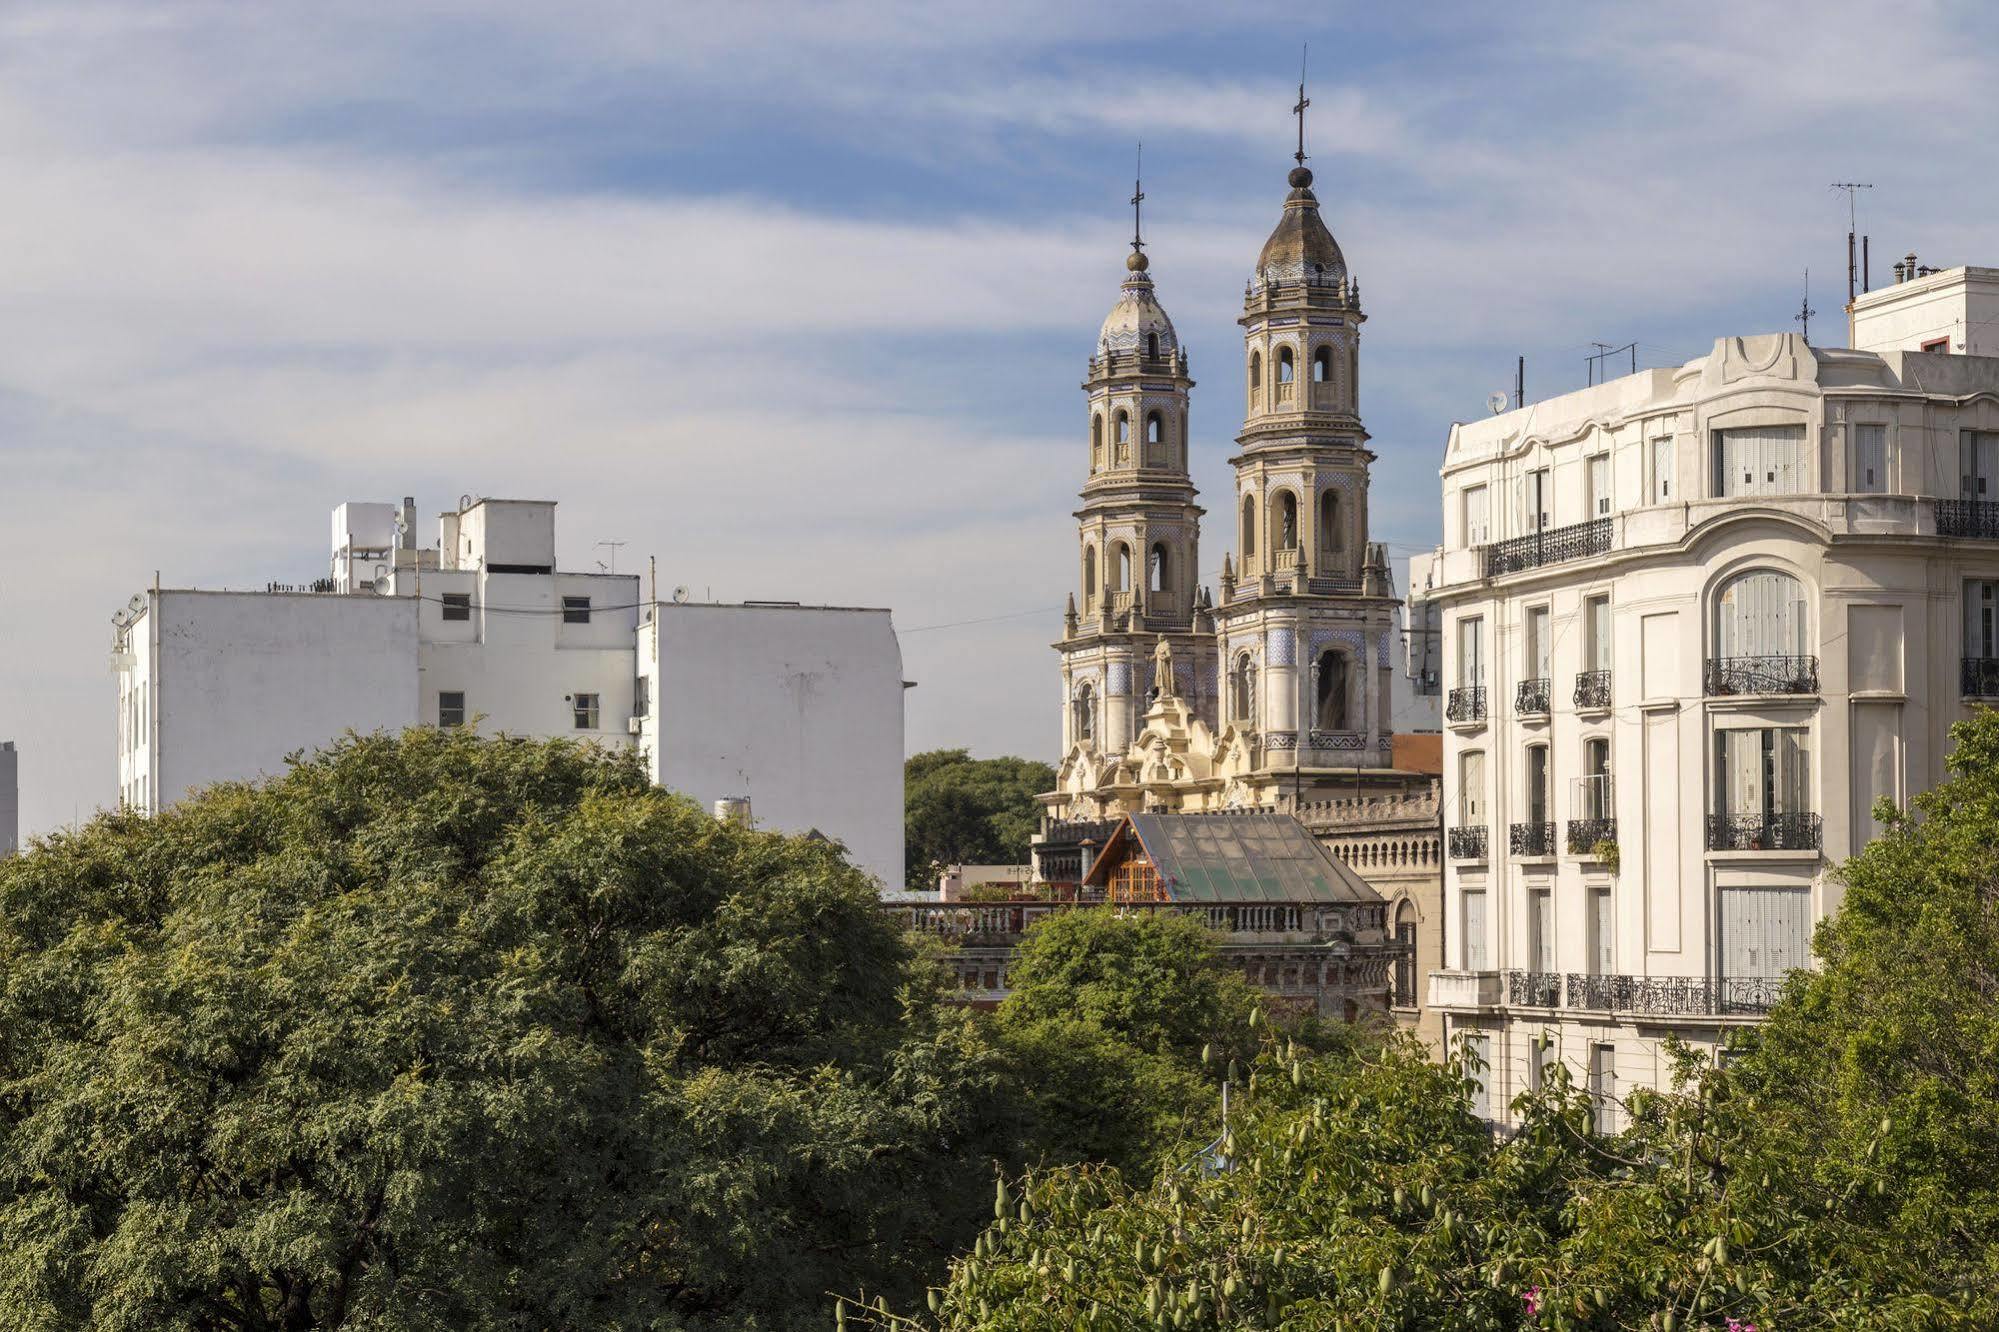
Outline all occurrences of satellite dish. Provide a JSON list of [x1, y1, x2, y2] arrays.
[[1486, 391, 1510, 415], [672, 585, 690, 604]]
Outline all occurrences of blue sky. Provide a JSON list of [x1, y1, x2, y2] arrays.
[[3, 0, 1995, 837]]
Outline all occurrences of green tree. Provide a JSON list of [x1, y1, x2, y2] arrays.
[[903, 751, 1055, 886], [0, 728, 1019, 1330]]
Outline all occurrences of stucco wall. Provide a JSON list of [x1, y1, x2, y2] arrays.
[[644, 604, 905, 890]]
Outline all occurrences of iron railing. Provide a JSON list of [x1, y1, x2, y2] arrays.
[[1480, 517, 1612, 577], [1562, 972, 1784, 1016], [1446, 685, 1487, 723], [1705, 812, 1822, 852], [1447, 826, 1489, 860], [1510, 821, 1556, 856], [1567, 818, 1617, 854], [1936, 498, 1999, 538], [1573, 669, 1612, 710], [1515, 677, 1551, 715], [1505, 969, 1562, 1007], [1964, 657, 1999, 698], [1703, 655, 1819, 696]]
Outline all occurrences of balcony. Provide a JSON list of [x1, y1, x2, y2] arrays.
[[1509, 821, 1556, 857], [1563, 972, 1784, 1016], [1573, 669, 1612, 711], [1567, 818, 1617, 854], [1705, 812, 1822, 852], [1515, 677, 1551, 716], [1936, 498, 1999, 538], [1447, 825, 1489, 860], [1505, 969, 1562, 1007], [1964, 657, 1999, 698], [1445, 685, 1487, 723], [1703, 655, 1819, 697], [1479, 517, 1612, 578], [1427, 968, 1503, 1010]]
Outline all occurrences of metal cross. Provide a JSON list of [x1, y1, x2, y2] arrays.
[[1294, 45, 1309, 166], [1130, 143, 1144, 254]]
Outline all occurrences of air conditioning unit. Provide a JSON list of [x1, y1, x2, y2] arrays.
[[626, 716, 644, 735]]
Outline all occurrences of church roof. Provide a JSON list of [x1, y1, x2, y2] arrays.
[[1252, 166, 1347, 291], [1097, 267, 1180, 358], [1083, 811, 1382, 904]]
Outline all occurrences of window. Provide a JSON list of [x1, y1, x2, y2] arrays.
[[1589, 1043, 1616, 1134], [1230, 651, 1257, 723], [1457, 616, 1485, 686], [562, 595, 591, 624], [1277, 346, 1295, 382], [1149, 542, 1168, 594], [1114, 544, 1132, 592], [1584, 595, 1612, 674], [1312, 345, 1332, 383], [1146, 412, 1163, 446], [1115, 412, 1130, 444], [1714, 425, 1805, 497], [1146, 332, 1159, 359], [1853, 424, 1886, 493], [634, 675, 650, 719], [1922, 336, 1950, 353], [1394, 904, 1416, 1006], [439, 691, 466, 727], [1714, 569, 1808, 659], [1528, 1033, 1552, 1092], [1588, 886, 1613, 976], [1587, 454, 1610, 517], [1073, 683, 1095, 743], [572, 693, 600, 730], [1528, 888, 1553, 976], [1463, 890, 1488, 970], [1524, 467, 1550, 532], [1526, 745, 1550, 825], [1241, 495, 1257, 560], [1459, 750, 1486, 824], [1462, 484, 1490, 546], [1714, 726, 1812, 822], [442, 592, 471, 621], [1525, 605, 1550, 681], [1717, 886, 1811, 984], [1315, 649, 1350, 729], [1464, 1032, 1492, 1117], [1091, 415, 1103, 471], [1275, 491, 1299, 550], [1962, 431, 1999, 500], [1968, 580, 1999, 659], [1582, 737, 1611, 819], [1083, 546, 1097, 609], [1249, 350, 1262, 390], [1650, 437, 1674, 502], [1320, 489, 1344, 551]]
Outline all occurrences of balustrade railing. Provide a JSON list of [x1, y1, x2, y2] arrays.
[[1447, 825, 1489, 860], [1505, 969, 1562, 1007], [1566, 818, 1617, 854], [1936, 498, 1999, 538], [1705, 811, 1822, 852], [1561, 972, 1784, 1016], [1964, 657, 1999, 698], [1479, 517, 1612, 577], [1703, 655, 1819, 696], [1515, 677, 1551, 715], [1573, 669, 1612, 710], [1446, 685, 1487, 723], [1509, 821, 1556, 856]]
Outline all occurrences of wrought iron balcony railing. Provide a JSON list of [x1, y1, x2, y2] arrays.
[[1936, 498, 1999, 538], [1515, 677, 1551, 715], [1510, 821, 1556, 856], [1964, 657, 1999, 698], [1573, 669, 1612, 710], [1562, 972, 1784, 1016], [1703, 655, 1819, 696], [1445, 685, 1487, 723], [1447, 825, 1489, 860], [1479, 517, 1613, 578], [1505, 969, 1562, 1007], [1705, 811, 1822, 852], [1567, 818, 1617, 854]]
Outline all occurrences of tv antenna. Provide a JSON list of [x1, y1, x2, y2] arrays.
[[1830, 182, 1873, 302], [595, 539, 627, 573], [1795, 269, 1816, 344]]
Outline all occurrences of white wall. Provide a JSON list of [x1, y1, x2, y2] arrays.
[[644, 604, 906, 889]]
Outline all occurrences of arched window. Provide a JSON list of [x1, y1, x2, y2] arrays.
[[1083, 545, 1097, 610], [1149, 542, 1168, 593], [1321, 489, 1343, 551], [1114, 543, 1132, 592], [1714, 569, 1808, 660], [1240, 494, 1257, 560], [1278, 346, 1295, 383], [1114, 411, 1130, 444], [1249, 350, 1262, 389], [1393, 901, 1417, 1006], [1313, 345, 1332, 383], [1145, 412, 1163, 445], [1275, 490, 1299, 551], [1231, 651, 1257, 723], [1073, 683, 1095, 743], [1091, 415, 1103, 471], [1146, 332, 1160, 359], [1316, 649, 1350, 730]]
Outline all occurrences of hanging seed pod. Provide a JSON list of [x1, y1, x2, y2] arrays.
[[1392, 1186, 1406, 1211], [928, 1288, 943, 1313], [834, 1300, 847, 1330], [995, 1179, 1009, 1219], [1378, 1266, 1393, 1296], [1151, 1243, 1165, 1272], [1202, 1043, 1213, 1066]]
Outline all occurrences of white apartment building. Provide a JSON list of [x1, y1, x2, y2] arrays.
[[112, 496, 907, 888], [1412, 264, 1999, 1127]]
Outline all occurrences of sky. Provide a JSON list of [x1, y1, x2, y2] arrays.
[[3, 0, 1996, 839]]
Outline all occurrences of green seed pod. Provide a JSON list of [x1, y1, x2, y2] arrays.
[[1292, 1062, 1304, 1087], [834, 1300, 846, 1330], [1392, 1185, 1406, 1210], [1152, 1243, 1164, 1271], [1202, 1043, 1213, 1066], [929, 1288, 943, 1313], [1378, 1265, 1393, 1295], [995, 1179, 1009, 1219], [1147, 1284, 1162, 1317]]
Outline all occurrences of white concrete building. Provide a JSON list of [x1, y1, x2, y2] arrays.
[[1414, 267, 1999, 1126], [1, 741, 17, 858], [113, 496, 907, 888]]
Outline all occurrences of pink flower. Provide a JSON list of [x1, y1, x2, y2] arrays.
[[1725, 1320, 1758, 1332], [1523, 1286, 1540, 1316]]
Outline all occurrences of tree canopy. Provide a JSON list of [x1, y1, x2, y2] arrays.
[[0, 729, 1019, 1331], [903, 751, 1055, 886]]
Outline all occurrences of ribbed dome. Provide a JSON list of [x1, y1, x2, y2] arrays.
[[1097, 269, 1180, 357], [1251, 169, 1347, 290]]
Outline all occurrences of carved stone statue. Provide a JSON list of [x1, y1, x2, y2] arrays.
[[1152, 635, 1178, 700]]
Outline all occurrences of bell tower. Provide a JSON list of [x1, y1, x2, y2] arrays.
[[1056, 169, 1217, 757], [1212, 83, 1399, 779]]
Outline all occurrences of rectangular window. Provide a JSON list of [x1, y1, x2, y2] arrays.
[[562, 595, 592, 624], [572, 693, 600, 730], [1714, 727, 1811, 821], [1525, 605, 1550, 680], [1465, 1032, 1492, 1118], [1528, 1033, 1551, 1092], [1526, 745, 1550, 824], [1853, 424, 1887, 493], [1585, 595, 1612, 673], [439, 691, 465, 727], [1528, 888, 1553, 974], [1962, 431, 1999, 500], [1582, 737, 1612, 818], [634, 674, 650, 719], [1650, 437, 1674, 503], [1459, 750, 1486, 824], [1462, 484, 1490, 547], [1717, 886, 1811, 981], [1922, 336, 1951, 353], [1587, 454, 1610, 517], [1458, 617, 1485, 686], [1714, 426, 1805, 498], [1394, 919, 1416, 1006], [441, 592, 471, 621], [1462, 889, 1489, 970], [1589, 1043, 1617, 1134], [1968, 581, 1999, 659], [1589, 887, 1614, 976], [1524, 467, 1551, 531]]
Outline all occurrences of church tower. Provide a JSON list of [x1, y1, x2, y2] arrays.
[[1211, 88, 1400, 781], [1056, 173, 1217, 757]]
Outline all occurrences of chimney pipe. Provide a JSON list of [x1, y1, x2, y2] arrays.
[[1862, 235, 1870, 292], [1847, 231, 1856, 305], [1905, 252, 1919, 283]]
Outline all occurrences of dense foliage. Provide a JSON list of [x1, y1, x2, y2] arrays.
[[903, 750, 1055, 886], [0, 730, 1021, 1331], [846, 714, 1999, 1331]]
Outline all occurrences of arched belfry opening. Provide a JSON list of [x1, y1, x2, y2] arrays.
[[1315, 649, 1350, 730]]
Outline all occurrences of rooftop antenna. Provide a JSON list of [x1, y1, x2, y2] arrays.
[[1830, 182, 1872, 304], [595, 539, 627, 573], [1293, 44, 1310, 167], [1130, 142, 1145, 258], [1795, 269, 1816, 344]]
